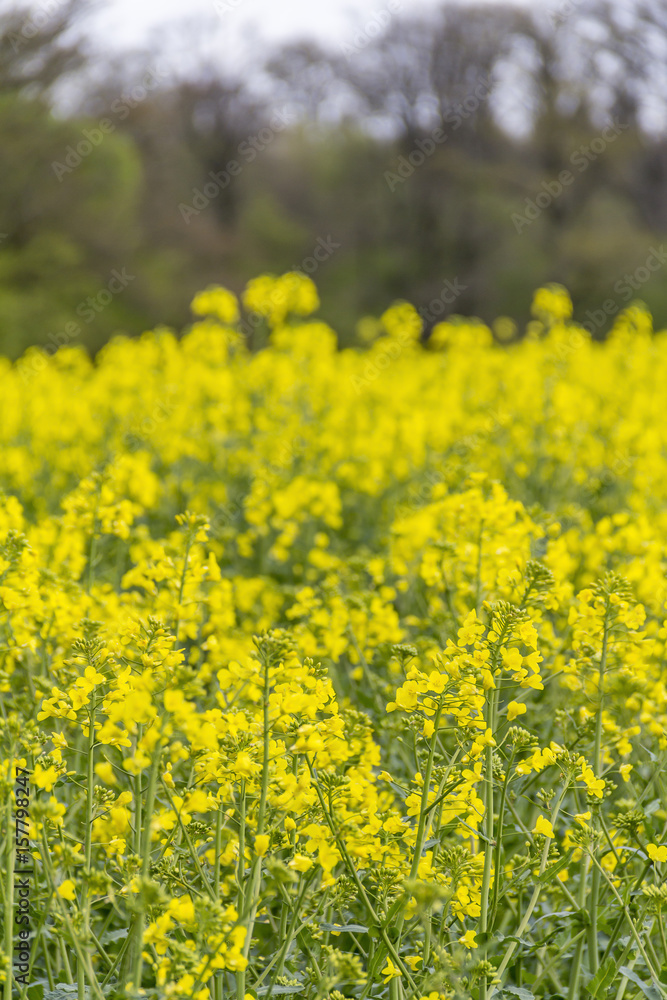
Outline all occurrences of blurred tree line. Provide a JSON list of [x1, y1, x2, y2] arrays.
[[2, 0, 667, 355]]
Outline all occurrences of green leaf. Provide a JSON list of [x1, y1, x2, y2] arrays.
[[45, 989, 90, 1000], [100, 928, 128, 943], [503, 986, 536, 999], [497, 935, 531, 947], [26, 986, 44, 1000], [321, 922, 369, 933], [255, 987, 305, 996], [535, 850, 574, 884], [586, 958, 616, 997], [380, 894, 407, 932], [619, 967, 664, 1000]]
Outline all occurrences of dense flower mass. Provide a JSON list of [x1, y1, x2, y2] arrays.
[[2, 276, 667, 1000]]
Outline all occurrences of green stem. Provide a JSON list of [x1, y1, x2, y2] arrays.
[[394, 698, 445, 953], [491, 780, 569, 995], [587, 853, 665, 991], [610, 905, 652, 1000], [659, 906, 667, 963], [159, 778, 216, 899], [133, 727, 143, 856], [531, 928, 586, 992], [213, 803, 224, 1000], [588, 611, 609, 975], [259, 876, 318, 998], [475, 520, 484, 613], [308, 759, 419, 995], [87, 528, 97, 595], [131, 743, 161, 994], [568, 854, 589, 1000], [80, 702, 96, 998], [101, 932, 134, 987], [236, 781, 246, 1000], [490, 748, 515, 927], [60, 938, 74, 984], [241, 649, 272, 965], [4, 756, 16, 1000], [38, 834, 104, 1000], [174, 535, 193, 640], [615, 954, 639, 1000], [422, 794, 446, 970], [214, 805, 223, 899], [479, 688, 497, 1000], [601, 862, 651, 963]]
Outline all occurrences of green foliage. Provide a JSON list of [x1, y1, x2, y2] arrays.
[[3, 0, 667, 353]]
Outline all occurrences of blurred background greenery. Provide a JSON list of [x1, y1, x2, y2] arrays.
[[2, 0, 667, 355]]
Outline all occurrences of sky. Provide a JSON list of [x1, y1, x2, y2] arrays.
[[92, 0, 450, 51], [84, 0, 520, 70]]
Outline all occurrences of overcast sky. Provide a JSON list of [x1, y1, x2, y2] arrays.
[[83, 0, 520, 70], [91, 0, 452, 50]]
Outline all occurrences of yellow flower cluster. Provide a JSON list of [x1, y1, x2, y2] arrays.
[[2, 277, 667, 999]]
